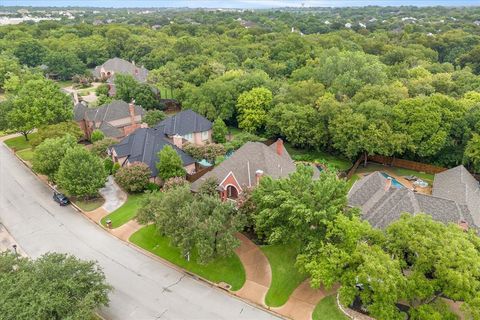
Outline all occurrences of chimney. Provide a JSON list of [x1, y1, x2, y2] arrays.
[[255, 169, 264, 185], [276, 138, 283, 156], [140, 122, 148, 128], [458, 220, 469, 232], [129, 101, 136, 126], [384, 178, 392, 191], [173, 134, 183, 149]]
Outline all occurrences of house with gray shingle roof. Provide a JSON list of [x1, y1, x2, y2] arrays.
[[155, 109, 213, 149], [92, 57, 149, 96], [74, 100, 146, 140], [191, 139, 311, 201], [110, 127, 196, 180], [348, 166, 480, 230]]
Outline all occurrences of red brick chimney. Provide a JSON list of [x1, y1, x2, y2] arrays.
[[129, 101, 136, 127], [458, 220, 469, 231], [255, 169, 264, 185], [173, 134, 183, 149], [276, 138, 283, 156]]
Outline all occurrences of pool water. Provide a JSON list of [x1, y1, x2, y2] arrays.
[[381, 172, 405, 189]]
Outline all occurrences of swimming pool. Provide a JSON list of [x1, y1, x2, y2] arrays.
[[381, 172, 405, 189]]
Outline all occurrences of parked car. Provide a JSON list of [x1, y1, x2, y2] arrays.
[[53, 191, 70, 206]]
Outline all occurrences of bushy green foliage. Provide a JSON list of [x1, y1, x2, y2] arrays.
[[114, 162, 152, 193], [44, 51, 86, 80], [32, 134, 77, 181], [30, 121, 83, 148], [212, 118, 228, 143], [156, 145, 186, 180], [56, 146, 107, 198], [0, 252, 111, 320], [90, 138, 117, 158], [90, 129, 105, 143], [143, 109, 166, 127]]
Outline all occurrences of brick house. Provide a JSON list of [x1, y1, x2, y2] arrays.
[[190, 139, 307, 201], [74, 100, 146, 140], [110, 127, 196, 183], [92, 57, 148, 96], [155, 109, 213, 149], [348, 165, 480, 230]]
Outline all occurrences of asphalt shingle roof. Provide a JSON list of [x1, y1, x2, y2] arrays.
[[111, 128, 195, 177], [93, 57, 148, 83], [190, 141, 297, 192], [84, 100, 145, 123], [348, 168, 480, 229], [155, 109, 212, 136]]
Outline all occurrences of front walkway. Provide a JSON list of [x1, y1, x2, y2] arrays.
[[85, 176, 127, 223], [234, 233, 272, 306], [112, 220, 143, 241], [274, 280, 337, 320]]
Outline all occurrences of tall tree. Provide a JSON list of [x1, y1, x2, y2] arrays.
[[6, 78, 73, 140], [44, 51, 86, 80], [0, 252, 111, 320], [32, 134, 77, 182], [236, 87, 273, 133], [13, 39, 47, 67], [114, 74, 138, 103], [464, 133, 480, 173], [212, 118, 228, 143], [156, 145, 186, 181], [56, 146, 107, 198]]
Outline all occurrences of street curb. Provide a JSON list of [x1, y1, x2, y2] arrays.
[[4, 141, 286, 320]]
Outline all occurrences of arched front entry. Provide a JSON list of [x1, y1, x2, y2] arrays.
[[226, 185, 239, 199]]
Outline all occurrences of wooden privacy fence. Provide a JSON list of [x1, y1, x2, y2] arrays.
[[186, 165, 214, 183], [367, 155, 447, 174]]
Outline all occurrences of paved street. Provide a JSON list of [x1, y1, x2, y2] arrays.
[[0, 142, 278, 320]]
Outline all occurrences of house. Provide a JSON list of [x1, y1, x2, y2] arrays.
[[190, 139, 297, 201], [110, 127, 196, 182], [348, 165, 480, 230], [155, 109, 213, 149], [74, 100, 146, 140], [92, 57, 149, 96]]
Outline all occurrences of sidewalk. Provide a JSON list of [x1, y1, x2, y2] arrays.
[[0, 224, 27, 257]]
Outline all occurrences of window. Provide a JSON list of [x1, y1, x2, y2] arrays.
[[183, 133, 193, 142], [226, 185, 238, 199], [201, 131, 209, 141]]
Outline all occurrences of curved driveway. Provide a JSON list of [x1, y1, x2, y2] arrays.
[[0, 142, 278, 320]]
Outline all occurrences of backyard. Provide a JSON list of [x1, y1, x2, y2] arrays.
[[130, 225, 246, 291], [261, 243, 306, 307], [101, 194, 144, 228], [355, 162, 435, 185], [285, 144, 352, 172]]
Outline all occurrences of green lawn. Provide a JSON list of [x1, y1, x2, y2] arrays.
[[4, 133, 38, 151], [101, 194, 144, 228], [285, 144, 352, 172], [74, 197, 104, 212], [56, 80, 74, 88], [313, 295, 348, 320], [356, 163, 435, 185], [130, 225, 246, 291], [261, 243, 307, 307], [16, 148, 35, 162]]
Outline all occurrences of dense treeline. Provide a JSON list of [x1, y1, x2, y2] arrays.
[[1, 6, 480, 169]]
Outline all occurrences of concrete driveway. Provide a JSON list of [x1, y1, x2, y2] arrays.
[[0, 142, 279, 320], [100, 176, 127, 213]]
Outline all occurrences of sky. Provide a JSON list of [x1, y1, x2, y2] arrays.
[[2, 0, 480, 8]]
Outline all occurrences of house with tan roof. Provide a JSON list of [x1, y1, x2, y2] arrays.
[[348, 165, 480, 230], [74, 100, 145, 140], [191, 139, 300, 201]]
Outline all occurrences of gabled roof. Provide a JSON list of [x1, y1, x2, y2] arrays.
[[111, 128, 195, 177], [98, 122, 124, 138], [348, 170, 479, 229], [433, 165, 480, 227], [93, 57, 148, 82], [155, 109, 212, 136], [83, 100, 145, 123], [73, 101, 88, 122], [190, 141, 297, 192]]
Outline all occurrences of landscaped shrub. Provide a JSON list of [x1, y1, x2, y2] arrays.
[[162, 176, 189, 191], [30, 121, 83, 148], [90, 138, 117, 158], [145, 182, 160, 192], [112, 163, 120, 175], [212, 118, 227, 143], [104, 158, 114, 174], [90, 130, 105, 143], [114, 162, 152, 193]]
